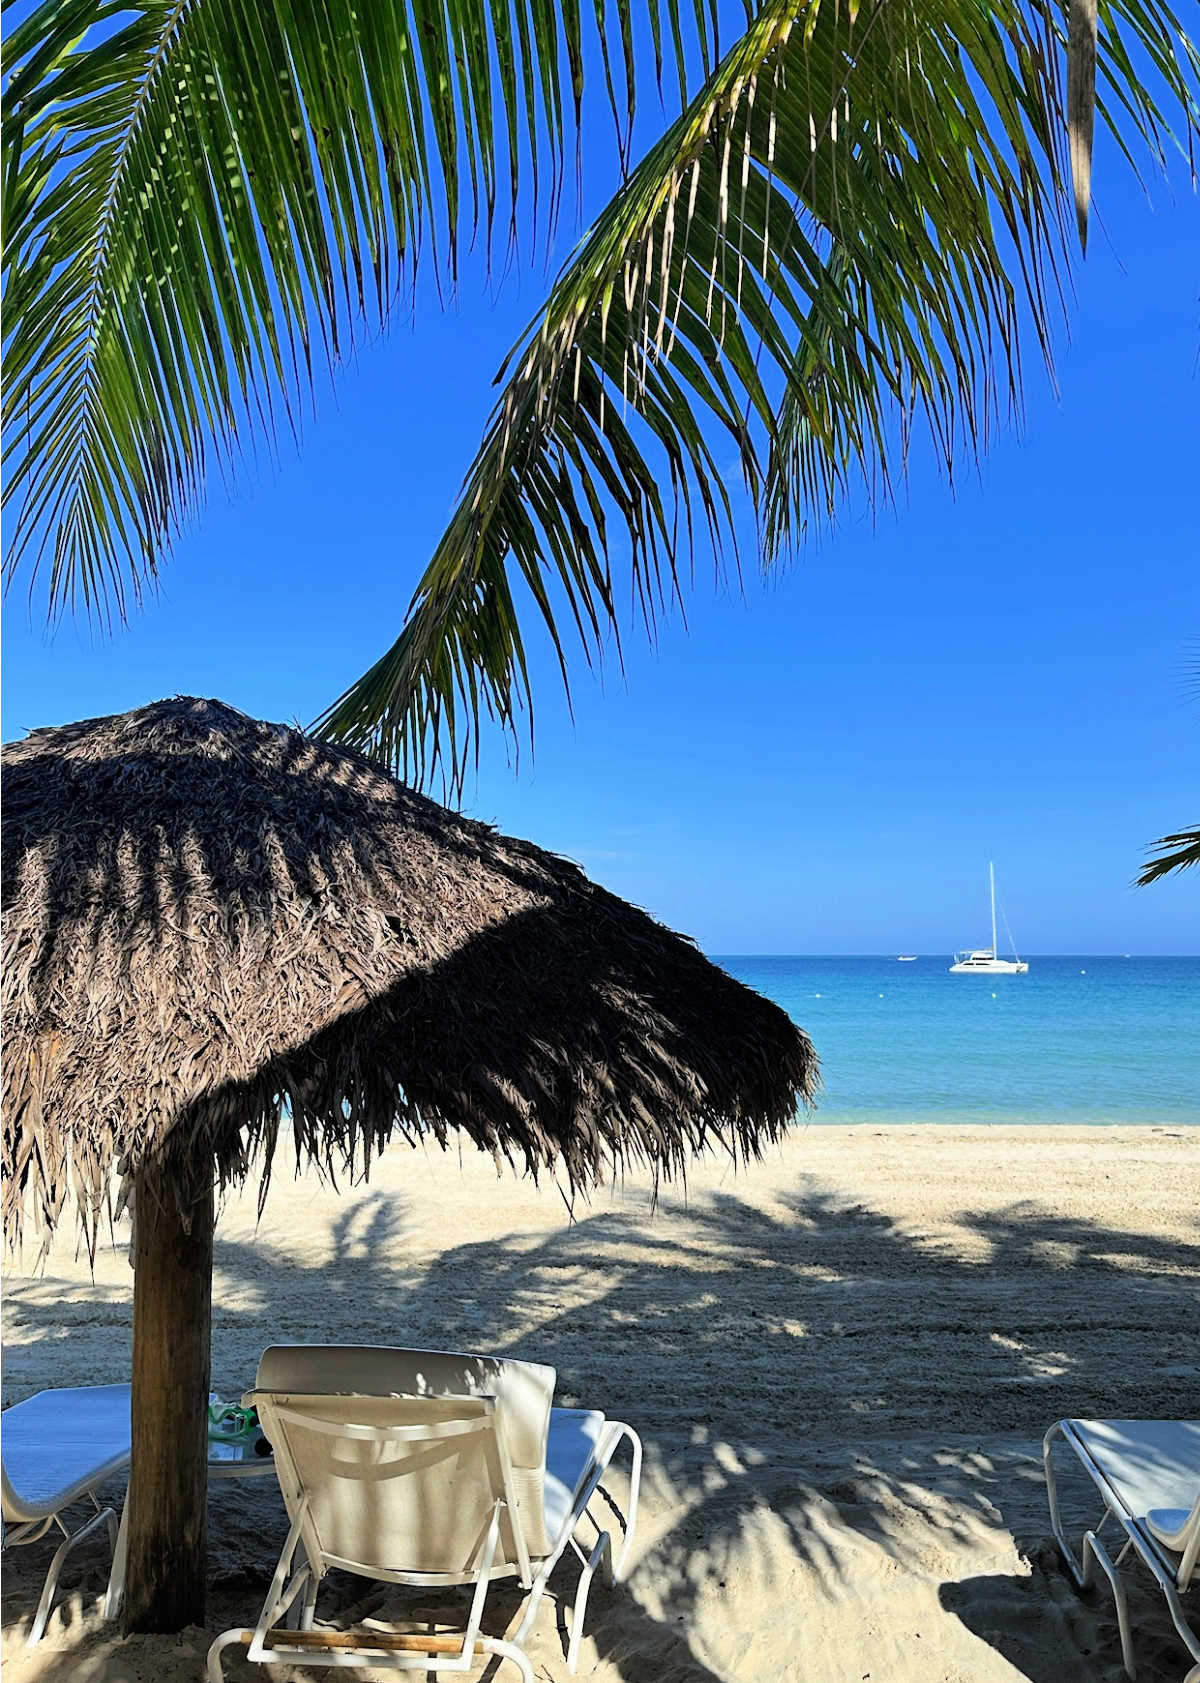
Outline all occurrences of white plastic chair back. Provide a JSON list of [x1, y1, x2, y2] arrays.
[[249, 1346, 557, 1582]]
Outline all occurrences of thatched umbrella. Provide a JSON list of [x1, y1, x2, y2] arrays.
[[2, 696, 816, 1633]]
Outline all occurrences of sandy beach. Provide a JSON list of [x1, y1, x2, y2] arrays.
[[3, 1124, 1197, 1682]]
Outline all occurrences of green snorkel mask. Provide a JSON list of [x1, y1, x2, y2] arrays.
[[207, 1398, 258, 1437]]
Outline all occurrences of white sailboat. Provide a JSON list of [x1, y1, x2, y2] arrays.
[[950, 863, 1029, 974]]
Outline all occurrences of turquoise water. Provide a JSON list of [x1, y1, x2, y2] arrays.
[[715, 956, 1198, 1125]]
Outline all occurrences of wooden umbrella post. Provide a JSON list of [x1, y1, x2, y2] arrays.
[[122, 1160, 215, 1632]]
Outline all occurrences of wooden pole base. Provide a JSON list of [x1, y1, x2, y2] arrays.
[[122, 1161, 214, 1633]]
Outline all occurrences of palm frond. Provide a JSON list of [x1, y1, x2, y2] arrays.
[[1, 0, 721, 617], [1138, 643, 1199, 886], [316, 0, 1200, 786], [1139, 828, 1200, 885]]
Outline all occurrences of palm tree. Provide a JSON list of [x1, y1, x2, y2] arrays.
[[4, 0, 1198, 791]]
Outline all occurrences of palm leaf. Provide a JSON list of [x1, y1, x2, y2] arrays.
[[316, 0, 1200, 785], [2, 0, 721, 617], [1139, 647, 1200, 886], [1139, 828, 1200, 885]]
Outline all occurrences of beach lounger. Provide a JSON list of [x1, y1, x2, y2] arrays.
[[1044, 1418, 1200, 1681], [207, 1345, 642, 1681], [2, 1383, 131, 1643]]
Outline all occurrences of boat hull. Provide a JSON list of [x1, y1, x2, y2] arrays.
[[949, 959, 1029, 974]]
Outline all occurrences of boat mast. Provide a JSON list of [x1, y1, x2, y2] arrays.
[[989, 861, 998, 958]]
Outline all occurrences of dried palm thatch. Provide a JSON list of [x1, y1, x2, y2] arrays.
[[3, 696, 816, 1253]]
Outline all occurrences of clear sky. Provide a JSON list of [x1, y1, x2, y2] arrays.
[[3, 100, 1198, 955]]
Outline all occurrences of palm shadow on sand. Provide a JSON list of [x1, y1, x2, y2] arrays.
[[3, 1168, 1196, 1681]]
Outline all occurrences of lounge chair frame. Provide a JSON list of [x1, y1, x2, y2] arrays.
[[207, 1390, 641, 1681], [1044, 1419, 1200, 1682], [2, 1384, 131, 1644], [3, 1492, 121, 1645]]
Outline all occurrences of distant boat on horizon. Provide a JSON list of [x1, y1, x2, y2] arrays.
[[897, 955, 918, 961], [950, 863, 1029, 975]]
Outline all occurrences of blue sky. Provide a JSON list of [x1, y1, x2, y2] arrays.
[[4, 104, 1198, 955]]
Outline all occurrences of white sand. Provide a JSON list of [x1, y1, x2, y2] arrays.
[[3, 1125, 1197, 1682]]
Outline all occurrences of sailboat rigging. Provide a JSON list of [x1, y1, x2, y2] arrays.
[[950, 864, 1029, 974]]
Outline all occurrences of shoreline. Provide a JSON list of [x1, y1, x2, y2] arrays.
[[787, 1116, 1200, 1127]]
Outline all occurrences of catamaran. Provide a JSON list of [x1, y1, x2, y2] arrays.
[[950, 863, 1029, 974]]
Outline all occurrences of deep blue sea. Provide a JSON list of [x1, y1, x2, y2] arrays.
[[715, 956, 1198, 1125]]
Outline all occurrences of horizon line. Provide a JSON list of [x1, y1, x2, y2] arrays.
[[706, 951, 1199, 960]]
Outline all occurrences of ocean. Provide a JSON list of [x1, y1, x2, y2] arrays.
[[715, 955, 1198, 1125]]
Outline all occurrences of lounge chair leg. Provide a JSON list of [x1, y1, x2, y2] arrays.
[[27, 1505, 117, 1644], [567, 1529, 613, 1674], [105, 1491, 129, 1619], [206, 1627, 251, 1682], [510, 1573, 550, 1648], [481, 1637, 536, 1681], [298, 1569, 319, 1631], [1045, 1427, 1136, 1678], [512, 1417, 642, 1658], [1043, 1424, 1089, 1589], [1080, 1529, 1136, 1680], [1160, 1580, 1200, 1678], [614, 1425, 642, 1582]]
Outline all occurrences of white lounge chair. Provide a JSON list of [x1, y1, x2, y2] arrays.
[[2, 1383, 131, 1643], [1044, 1417, 1200, 1681], [207, 1345, 642, 1681]]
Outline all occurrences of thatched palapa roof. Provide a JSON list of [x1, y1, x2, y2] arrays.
[[2, 697, 816, 1249]]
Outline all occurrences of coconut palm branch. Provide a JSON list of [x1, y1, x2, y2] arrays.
[[315, 0, 1200, 784], [1138, 828, 1200, 885], [1, 0, 721, 617], [1138, 649, 1199, 885], [5, 0, 1198, 788]]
